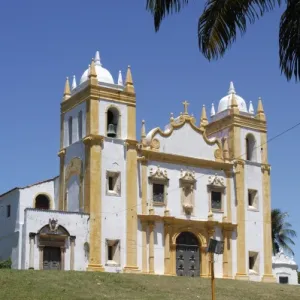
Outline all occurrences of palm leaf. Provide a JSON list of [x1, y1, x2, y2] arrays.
[[279, 0, 300, 81], [198, 0, 283, 60], [146, 0, 189, 31]]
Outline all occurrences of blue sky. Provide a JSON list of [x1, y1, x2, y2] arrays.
[[0, 1, 299, 265]]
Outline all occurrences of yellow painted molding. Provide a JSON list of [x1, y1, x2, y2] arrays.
[[87, 264, 105, 272], [262, 274, 277, 283], [140, 149, 233, 171], [58, 149, 66, 158], [206, 114, 267, 136], [61, 85, 136, 114], [83, 134, 104, 146]]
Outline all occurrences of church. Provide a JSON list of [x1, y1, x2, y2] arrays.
[[0, 50, 276, 282]]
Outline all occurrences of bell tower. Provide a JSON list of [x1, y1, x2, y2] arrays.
[[58, 51, 138, 272]]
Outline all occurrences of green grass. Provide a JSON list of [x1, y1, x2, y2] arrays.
[[0, 270, 299, 300]]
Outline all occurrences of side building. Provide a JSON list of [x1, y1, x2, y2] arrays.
[[0, 50, 276, 282]]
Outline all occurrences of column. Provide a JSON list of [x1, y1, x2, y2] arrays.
[[200, 247, 209, 278], [164, 224, 171, 275], [261, 165, 276, 282], [84, 96, 104, 272], [60, 247, 65, 270], [142, 222, 147, 273], [29, 233, 36, 270], [70, 236, 76, 271], [141, 159, 148, 214], [207, 227, 215, 277], [225, 171, 232, 222], [149, 222, 155, 274], [124, 139, 139, 272], [58, 149, 66, 210], [222, 228, 232, 278], [234, 160, 248, 280], [39, 246, 44, 270]]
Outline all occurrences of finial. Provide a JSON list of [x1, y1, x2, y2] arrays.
[[125, 65, 134, 93], [256, 97, 265, 121], [228, 81, 236, 94], [71, 75, 77, 90], [200, 105, 208, 127], [89, 59, 97, 78], [170, 112, 174, 121], [95, 51, 102, 66], [141, 120, 146, 139], [230, 93, 239, 115], [248, 101, 254, 115], [118, 70, 123, 86], [210, 103, 215, 117], [182, 101, 189, 115], [63, 77, 71, 101]]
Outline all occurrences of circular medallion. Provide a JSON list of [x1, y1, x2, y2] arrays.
[[151, 138, 160, 150]]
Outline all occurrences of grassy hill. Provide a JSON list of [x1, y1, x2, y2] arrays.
[[0, 270, 299, 300]]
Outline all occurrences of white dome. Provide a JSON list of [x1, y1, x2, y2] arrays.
[[80, 51, 114, 85], [217, 82, 247, 113]]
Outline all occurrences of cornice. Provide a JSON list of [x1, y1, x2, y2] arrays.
[[138, 214, 237, 230], [140, 149, 233, 171], [206, 114, 267, 135], [83, 134, 104, 146], [61, 84, 136, 114], [57, 149, 66, 158]]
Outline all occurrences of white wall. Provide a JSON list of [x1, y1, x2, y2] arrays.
[[23, 208, 89, 271], [64, 102, 86, 147], [273, 264, 299, 285], [0, 189, 20, 268], [153, 123, 219, 161], [154, 221, 164, 274]]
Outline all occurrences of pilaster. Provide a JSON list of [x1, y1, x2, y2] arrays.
[[222, 227, 233, 278], [142, 222, 147, 273], [234, 160, 248, 280], [58, 149, 66, 210], [164, 223, 171, 275], [261, 165, 276, 282], [149, 222, 155, 274]]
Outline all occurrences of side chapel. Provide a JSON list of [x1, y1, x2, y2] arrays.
[[0, 51, 275, 282]]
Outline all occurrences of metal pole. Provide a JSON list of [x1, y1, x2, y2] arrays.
[[211, 252, 215, 300]]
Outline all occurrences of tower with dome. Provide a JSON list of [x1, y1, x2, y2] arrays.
[[0, 51, 275, 282]]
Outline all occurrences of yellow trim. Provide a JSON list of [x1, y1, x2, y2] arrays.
[[206, 114, 267, 137], [61, 85, 136, 114], [141, 222, 147, 273], [260, 132, 268, 164], [261, 165, 276, 282], [124, 96, 139, 272], [222, 228, 233, 278], [234, 160, 248, 280], [141, 160, 148, 214], [33, 193, 53, 210], [140, 149, 232, 171], [225, 171, 233, 223], [84, 97, 104, 272], [58, 149, 66, 210], [149, 222, 155, 274], [164, 223, 171, 275]]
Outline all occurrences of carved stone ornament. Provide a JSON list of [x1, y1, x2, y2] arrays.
[[151, 138, 160, 150], [65, 157, 82, 182], [180, 169, 196, 184], [208, 174, 225, 188], [49, 218, 59, 232], [149, 165, 168, 181], [180, 170, 196, 215]]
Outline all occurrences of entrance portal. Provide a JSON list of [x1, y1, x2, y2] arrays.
[[43, 247, 61, 270], [176, 232, 200, 277]]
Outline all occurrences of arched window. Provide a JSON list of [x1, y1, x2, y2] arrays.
[[78, 111, 83, 140], [68, 116, 73, 145], [106, 107, 120, 138], [246, 134, 256, 161], [35, 194, 50, 210]]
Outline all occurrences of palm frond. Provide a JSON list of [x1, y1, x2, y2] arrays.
[[198, 0, 283, 60], [146, 0, 189, 31], [279, 0, 300, 81]]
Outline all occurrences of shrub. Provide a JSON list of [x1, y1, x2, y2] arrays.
[[0, 258, 12, 269]]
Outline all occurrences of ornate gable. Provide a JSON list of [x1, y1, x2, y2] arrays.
[[208, 174, 225, 188]]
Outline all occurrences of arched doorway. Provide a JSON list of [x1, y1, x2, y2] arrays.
[[176, 232, 200, 277]]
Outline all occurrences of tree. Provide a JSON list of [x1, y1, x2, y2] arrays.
[[272, 208, 296, 256], [146, 0, 300, 81]]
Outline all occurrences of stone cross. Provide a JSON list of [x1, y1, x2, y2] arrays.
[[182, 101, 189, 115]]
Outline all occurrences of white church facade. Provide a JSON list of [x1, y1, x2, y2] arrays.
[[0, 51, 276, 282]]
